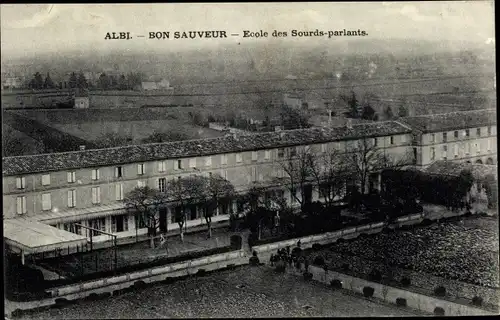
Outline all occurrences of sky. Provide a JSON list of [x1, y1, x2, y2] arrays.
[[0, 2, 495, 58]]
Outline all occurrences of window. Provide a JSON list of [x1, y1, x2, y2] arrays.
[[251, 167, 257, 182], [158, 161, 166, 172], [115, 166, 123, 178], [189, 158, 197, 168], [91, 169, 100, 181], [89, 218, 106, 235], [236, 153, 243, 163], [465, 129, 470, 137], [488, 126, 492, 136], [115, 183, 124, 200], [221, 154, 228, 165], [430, 134, 435, 143], [390, 136, 394, 145], [137, 180, 146, 188], [401, 135, 407, 143], [67, 171, 76, 183], [454, 131, 459, 139], [16, 196, 26, 215], [264, 150, 271, 160], [430, 147, 435, 161], [63, 222, 81, 235], [443, 145, 448, 152], [454, 144, 459, 158], [487, 139, 491, 151], [251, 151, 258, 161], [290, 147, 297, 157], [16, 177, 26, 189], [42, 174, 51, 186], [220, 169, 227, 180], [158, 178, 166, 192], [205, 156, 212, 167], [476, 143, 481, 154], [137, 163, 145, 175], [91, 187, 101, 204], [373, 138, 378, 147], [321, 144, 327, 153], [465, 143, 470, 154], [278, 148, 285, 158], [67, 190, 76, 208], [476, 128, 481, 137], [176, 159, 183, 170], [442, 145, 447, 160], [442, 132, 447, 143], [42, 193, 51, 211], [112, 215, 129, 232]]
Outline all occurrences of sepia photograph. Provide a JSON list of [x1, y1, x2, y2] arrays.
[[1, 2, 498, 318]]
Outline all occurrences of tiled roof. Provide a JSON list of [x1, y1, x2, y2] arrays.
[[401, 109, 496, 134], [2, 121, 410, 176], [422, 161, 497, 180]]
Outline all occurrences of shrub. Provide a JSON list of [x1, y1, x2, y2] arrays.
[[472, 296, 483, 306], [313, 256, 325, 266], [249, 256, 260, 266], [275, 260, 286, 273], [85, 293, 100, 301], [396, 298, 407, 307], [420, 219, 432, 226], [11, 309, 23, 318], [133, 280, 147, 289], [434, 307, 445, 316], [303, 272, 313, 281], [434, 286, 446, 297], [230, 235, 242, 249], [341, 263, 349, 272], [369, 269, 382, 282], [401, 277, 411, 287], [312, 243, 322, 251], [196, 269, 207, 277], [330, 279, 342, 289], [363, 286, 375, 297], [54, 298, 69, 306]]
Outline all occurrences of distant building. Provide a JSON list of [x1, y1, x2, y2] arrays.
[[139, 78, 173, 92], [283, 92, 304, 109], [74, 89, 90, 109], [2, 77, 22, 89], [140, 81, 158, 91]]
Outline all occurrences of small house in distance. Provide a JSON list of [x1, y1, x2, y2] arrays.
[[137, 77, 174, 92], [74, 89, 90, 109]]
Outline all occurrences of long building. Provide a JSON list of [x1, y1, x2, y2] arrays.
[[2, 110, 497, 261]]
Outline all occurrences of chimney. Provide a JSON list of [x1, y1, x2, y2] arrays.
[[79, 145, 86, 151], [346, 118, 353, 129]]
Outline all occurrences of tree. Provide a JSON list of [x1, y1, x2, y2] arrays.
[[241, 186, 271, 240], [165, 176, 205, 242], [68, 72, 78, 89], [94, 132, 132, 148], [309, 149, 347, 209], [32, 72, 44, 90], [280, 104, 310, 130], [141, 131, 191, 144], [276, 146, 315, 213], [361, 104, 378, 121], [118, 74, 128, 90], [398, 105, 408, 118], [200, 174, 235, 238], [43, 73, 55, 89], [77, 72, 88, 89], [124, 186, 166, 248], [341, 91, 360, 118], [383, 106, 394, 120], [98, 73, 110, 90]]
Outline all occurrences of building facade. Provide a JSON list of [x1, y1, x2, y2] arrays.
[[402, 109, 497, 166], [3, 121, 412, 243]]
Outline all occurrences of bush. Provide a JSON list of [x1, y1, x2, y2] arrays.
[[249, 256, 260, 266], [133, 280, 146, 289], [303, 272, 313, 281], [396, 298, 407, 307], [54, 298, 69, 306], [472, 296, 483, 306], [312, 243, 322, 251], [434, 307, 445, 316], [275, 260, 286, 273], [341, 263, 349, 272], [85, 293, 100, 301], [434, 286, 446, 297], [401, 277, 411, 287], [420, 219, 432, 226], [363, 286, 375, 297], [313, 256, 325, 266], [330, 279, 342, 289], [369, 269, 382, 282], [230, 235, 242, 249], [196, 269, 207, 277], [336, 238, 345, 244]]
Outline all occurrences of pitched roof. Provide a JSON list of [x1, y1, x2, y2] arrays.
[[422, 160, 497, 180], [401, 109, 496, 134], [2, 121, 410, 176]]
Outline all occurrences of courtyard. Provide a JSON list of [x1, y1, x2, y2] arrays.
[[14, 265, 427, 319]]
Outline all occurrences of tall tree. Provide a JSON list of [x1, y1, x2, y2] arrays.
[[124, 186, 166, 248], [77, 72, 88, 89], [118, 74, 128, 90], [341, 91, 360, 118], [43, 73, 55, 89], [165, 176, 206, 242], [98, 73, 110, 90], [384, 106, 394, 120], [68, 72, 78, 89], [200, 174, 235, 238], [361, 104, 378, 121], [398, 105, 409, 118], [33, 72, 44, 89]]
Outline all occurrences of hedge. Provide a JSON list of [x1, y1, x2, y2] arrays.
[[400, 277, 411, 287], [434, 307, 445, 316], [396, 298, 407, 307], [434, 286, 446, 297], [330, 279, 342, 289], [363, 286, 375, 297], [472, 296, 483, 306]]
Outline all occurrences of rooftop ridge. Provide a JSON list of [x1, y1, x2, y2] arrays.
[[405, 108, 496, 119]]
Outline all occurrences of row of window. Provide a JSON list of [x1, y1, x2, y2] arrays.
[[431, 127, 493, 143], [59, 215, 130, 236], [14, 138, 404, 190], [429, 141, 492, 161]]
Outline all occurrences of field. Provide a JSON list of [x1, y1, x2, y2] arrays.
[[15, 266, 425, 319]]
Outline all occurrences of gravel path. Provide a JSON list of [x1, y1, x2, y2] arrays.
[[17, 266, 425, 319]]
